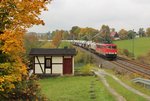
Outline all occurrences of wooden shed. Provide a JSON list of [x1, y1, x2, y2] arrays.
[[29, 48, 76, 75]]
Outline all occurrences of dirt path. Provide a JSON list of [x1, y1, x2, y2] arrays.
[[95, 69, 150, 101], [95, 71, 126, 101]]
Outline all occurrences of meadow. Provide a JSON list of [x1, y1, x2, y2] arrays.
[[106, 76, 148, 101], [39, 76, 115, 101], [114, 37, 150, 57]]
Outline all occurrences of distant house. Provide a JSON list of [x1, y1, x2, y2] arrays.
[[135, 33, 140, 38], [110, 32, 120, 40], [29, 48, 77, 75]]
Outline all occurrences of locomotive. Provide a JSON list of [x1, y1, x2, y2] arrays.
[[73, 40, 117, 59]]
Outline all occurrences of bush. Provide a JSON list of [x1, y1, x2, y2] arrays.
[[0, 75, 48, 101], [80, 64, 94, 75], [122, 49, 134, 57], [123, 49, 130, 56], [75, 49, 93, 64]]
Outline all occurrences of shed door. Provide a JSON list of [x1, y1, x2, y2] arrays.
[[63, 58, 72, 74]]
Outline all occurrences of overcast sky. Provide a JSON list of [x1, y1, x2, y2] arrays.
[[28, 0, 150, 33]]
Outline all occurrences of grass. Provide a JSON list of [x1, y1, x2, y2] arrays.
[[39, 76, 115, 101], [120, 76, 150, 96], [58, 41, 73, 48], [105, 69, 150, 96], [114, 37, 150, 58], [106, 75, 148, 101]]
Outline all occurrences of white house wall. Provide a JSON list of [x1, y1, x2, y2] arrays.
[[52, 64, 63, 74], [52, 57, 63, 63], [34, 64, 44, 74], [46, 68, 51, 74], [35, 56, 44, 63]]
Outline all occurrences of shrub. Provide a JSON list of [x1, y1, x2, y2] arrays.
[[75, 49, 94, 64], [123, 49, 130, 56], [122, 49, 134, 58], [0, 75, 48, 101], [80, 64, 94, 75]]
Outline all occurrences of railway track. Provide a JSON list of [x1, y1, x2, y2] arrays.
[[117, 56, 150, 70], [75, 45, 150, 79], [112, 57, 150, 79]]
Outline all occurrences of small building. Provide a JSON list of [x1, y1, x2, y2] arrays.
[[29, 48, 76, 75], [110, 32, 120, 40]]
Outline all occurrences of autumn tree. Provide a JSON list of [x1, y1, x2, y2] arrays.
[[146, 27, 150, 37], [70, 26, 81, 40], [51, 30, 63, 48], [100, 25, 112, 43], [79, 27, 98, 40], [24, 32, 44, 55], [62, 30, 69, 40], [110, 28, 115, 32], [118, 29, 128, 40], [0, 0, 51, 100]]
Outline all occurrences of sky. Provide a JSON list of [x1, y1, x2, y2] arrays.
[[28, 0, 150, 33]]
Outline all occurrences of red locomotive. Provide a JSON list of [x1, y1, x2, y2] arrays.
[[95, 43, 117, 59], [73, 40, 117, 59]]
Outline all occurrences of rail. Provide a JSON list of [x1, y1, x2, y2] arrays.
[[132, 78, 150, 88]]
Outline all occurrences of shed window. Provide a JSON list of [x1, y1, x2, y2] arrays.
[[45, 58, 51, 68]]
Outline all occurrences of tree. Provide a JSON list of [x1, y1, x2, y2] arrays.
[[0, 0, 51, 99], [146, 28, 150, 37], [100, 25, 112, 43], [110, 28, 115, 32], [51, 30, 63, 48], [118, 29, 128, 40], [62, 31, 69, 40], [138, 28, 145, 37], [127, 30, 136, 39], [24, 32, 42, 55], [70, 26, 80, 40]]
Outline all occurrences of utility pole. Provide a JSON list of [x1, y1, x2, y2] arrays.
[[132, 29, 135, 59]]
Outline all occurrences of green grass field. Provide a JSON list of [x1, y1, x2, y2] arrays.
[[106, 76, 148, 101], [105, 69, 150, 96], [39, 76, 115, 101], [114, 37, 150, 57]]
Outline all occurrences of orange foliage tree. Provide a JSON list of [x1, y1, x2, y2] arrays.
[[0, 0, 51, 99], [51, 30, 63, 48]]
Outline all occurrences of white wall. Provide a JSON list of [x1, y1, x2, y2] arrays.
[[46, 68, 51, 74], [34, 64, 44, 74], [35, 56, 44, 63], [52, 64, 63, 74], [52, 57, 63, 63]]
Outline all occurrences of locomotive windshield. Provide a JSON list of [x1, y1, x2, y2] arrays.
[[107, 45, 117, 49], [96, 45, 101, 48], [112, 46, 117, 49]]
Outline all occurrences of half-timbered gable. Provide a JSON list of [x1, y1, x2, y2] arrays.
[[29, 48, 76, 75]]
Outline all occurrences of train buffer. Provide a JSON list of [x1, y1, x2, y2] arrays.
[[132, 78, 150, 89]]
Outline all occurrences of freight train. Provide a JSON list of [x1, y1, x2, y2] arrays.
[[73, 40, 117, 59]]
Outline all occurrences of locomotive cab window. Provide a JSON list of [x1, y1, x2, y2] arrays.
[[97, 45, 101, 48], [112, 46, 117, 49], [108, 46, 111, 49]]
